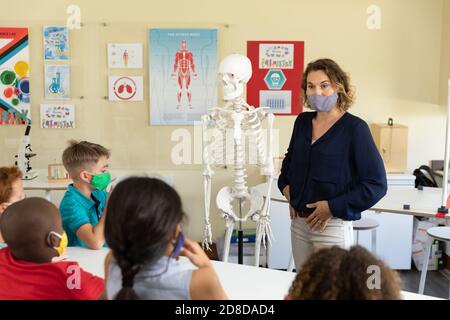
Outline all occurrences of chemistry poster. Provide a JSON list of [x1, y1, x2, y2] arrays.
[[44, 64, 70, 100], [247, 41, 304, 116], [0, 28, 31, 125], [40, 104, 75, 129], [149, 28, 217, 125]]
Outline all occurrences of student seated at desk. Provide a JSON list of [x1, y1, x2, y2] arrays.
[[59, 140, 111, 249], [104, 177, 228, 300], [286, 245, 402, 300], [0, 198, 104, 299], [0, 166, 26, 246]]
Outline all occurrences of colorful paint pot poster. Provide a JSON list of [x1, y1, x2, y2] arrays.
[[0, 28, 31, 125], [44, 26, 69, 61], [44, 64, 70, 99], [108, 43, 142, 69], [40, 104, 75, 129], [108, 76, 143, 101], [149, 29, 217, 125], [247, 41, 304, 116]]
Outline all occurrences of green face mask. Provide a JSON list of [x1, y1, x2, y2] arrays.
[[89, 172, 111, 191]]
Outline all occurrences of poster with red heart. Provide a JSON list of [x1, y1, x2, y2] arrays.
[[247, 41, 304, 116]]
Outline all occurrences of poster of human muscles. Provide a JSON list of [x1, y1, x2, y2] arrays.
[[149, 28, 217, 125]]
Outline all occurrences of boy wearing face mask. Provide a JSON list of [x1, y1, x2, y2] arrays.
[[59, 140, 111, 249], [0, 166, 26, 246], [0, 197, 104, 299]]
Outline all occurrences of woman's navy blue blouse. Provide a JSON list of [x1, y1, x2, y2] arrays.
[[278, 111, 387, 221]]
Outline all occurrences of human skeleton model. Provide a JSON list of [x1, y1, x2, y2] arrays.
[[202, 54, 275, 267], [171, 40, 197, 109]]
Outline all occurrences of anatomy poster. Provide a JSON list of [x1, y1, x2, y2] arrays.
[[0, 28, 31, 125], [108, 43, 142, 68], [247, 41, 304, 116], [44, 64, 70, 99], [108, 76, 143, 101], [149, 28, 217, 125], [40, 104, 75, 128], [44, 26, 69, 61]]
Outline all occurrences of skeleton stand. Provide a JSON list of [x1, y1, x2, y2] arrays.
[[238, 198, 243, 264]]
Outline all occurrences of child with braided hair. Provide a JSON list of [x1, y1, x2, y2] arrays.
[[104, 176, 227, 300]]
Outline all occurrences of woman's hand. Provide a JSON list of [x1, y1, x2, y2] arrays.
[[305, 200, 333, 232], [283, 185, 297, 219], [289, 204, 297, 220], [282, 185, 290, 201], [180, 237, 212, 269]]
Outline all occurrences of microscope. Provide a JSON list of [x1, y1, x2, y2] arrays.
[[15, 125, 38, 180]]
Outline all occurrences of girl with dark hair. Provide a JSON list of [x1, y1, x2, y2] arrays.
[[104, 177, 227, 300]]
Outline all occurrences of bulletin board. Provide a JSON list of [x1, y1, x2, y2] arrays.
[[0, 20, 229, 171]]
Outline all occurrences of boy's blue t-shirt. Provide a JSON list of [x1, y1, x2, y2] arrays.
[[59, 184, 108, 247]]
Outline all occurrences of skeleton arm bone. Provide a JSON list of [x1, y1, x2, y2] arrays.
[[262, 113, 275, 175], [202, 114, 214, 250], [254, 112, 275, 264]]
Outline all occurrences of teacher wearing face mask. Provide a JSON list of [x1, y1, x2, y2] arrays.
[[278, 58, 387, 270]]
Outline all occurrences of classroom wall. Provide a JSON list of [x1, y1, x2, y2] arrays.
[[0, 0, 449, 241], [440, 0, 450, 105]]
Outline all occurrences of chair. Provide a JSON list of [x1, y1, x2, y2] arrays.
[[418, 226, 450, 299], [352, 218, 380, 253]]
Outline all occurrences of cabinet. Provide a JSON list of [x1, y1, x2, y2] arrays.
[[267, 200, 293, 269], [370, 123, 408, 173], [356, 210, 413, 269]]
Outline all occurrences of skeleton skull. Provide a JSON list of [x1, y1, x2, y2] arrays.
[[218, 53, 252, 101]]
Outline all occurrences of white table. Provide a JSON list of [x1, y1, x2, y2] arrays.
[[372, 186, 450, 218], [23, 177, 70, 201], [255, 183, 450, 219], [22, 171, 174, 203], [64, 247, 441, 300]]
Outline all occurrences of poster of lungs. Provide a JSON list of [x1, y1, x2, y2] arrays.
[[0, 28, 31, 125], [40, 104, 75, 129], [108, 76, 143, 101], [247, 41, 304, 116], [108, 43, 142, 68], [43, 26, 69, 61], [44, 64, 70, 99], [149, 28, 217, 125]]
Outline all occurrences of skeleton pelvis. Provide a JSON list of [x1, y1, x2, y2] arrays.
[[216, 186, 264, 221]]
